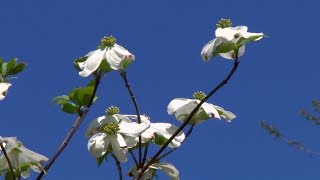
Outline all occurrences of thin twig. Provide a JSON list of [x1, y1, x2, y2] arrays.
[[120, 71, 143, 167], [141, 143, 149, 166], [141, 57, 240, 174], [129, 150, 139, 168], [111, 153, 123, 180], [36, 72, 102, 180], [0, 142, 15, 179]]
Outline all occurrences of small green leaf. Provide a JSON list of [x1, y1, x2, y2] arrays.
[[5, 59, 17, 75], [62, 103, 78, 114], [53, 95, 69, 101], [153, 134, 168, 146], [213, 42, 236, 57], [237, 35, 265, 46], [76, 86, 94, 107], [5, 171, 14, 180], [2, 63, 7, 75], [69, 88, 79, 101], [122, 59, 132, 70], [99, 59, 112, 73], [7, 63, 27, 75]]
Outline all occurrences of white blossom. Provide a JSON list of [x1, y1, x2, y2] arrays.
[[201, 25, 263, 61], [167, 98, 236, 124], [0, 137, 48, 179], [79, 43, 134, 77], [86, 114, 150, 162]]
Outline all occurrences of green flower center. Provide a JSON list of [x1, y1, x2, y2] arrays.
[[216, 18, 232, 28], [99, 36, 116, 49], [106, 106, 120, 115], [193, 91, 207, 101], [103, 122, 120, 135]]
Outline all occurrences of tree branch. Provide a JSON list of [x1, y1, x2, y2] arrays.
[[120, 71, 143, 167], [36, 72, 102, 180], [141, 58, 240, 174], [0, 142, 15, 179]]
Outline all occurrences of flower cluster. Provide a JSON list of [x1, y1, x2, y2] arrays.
[[0, 137, 48, 179], [86, 107, 186, 162]]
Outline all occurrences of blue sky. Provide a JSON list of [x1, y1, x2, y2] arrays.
[[1, 0, 320, 179]]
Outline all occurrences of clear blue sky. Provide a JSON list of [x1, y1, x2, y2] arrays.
[[1, 0, 320, 179]]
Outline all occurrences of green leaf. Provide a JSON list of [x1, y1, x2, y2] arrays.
[[237, 35, 265, 46], [122, 59, 132, 70], [99, 59, 112, 73], [76, 86, 94, 107], [213, 42, 236, 57], [7, 63, 27, 75], [5, 171, 14, 180], [62, 103, 78, 114], [2, 63, 7, 75], [69, 88, 79, 101], [53, 95, 70, 102], [153, 134, 168, 146], [5, 59, 17, 75]]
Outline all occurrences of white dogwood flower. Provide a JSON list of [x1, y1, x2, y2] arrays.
[[124, 115, 185, 148], [78, 36, 135, 77], [129, 162, 180, 180], [86, 107, 150, 162], [0, 83, 11, 101], [167, 91, 236, 124], [0, 137, 48, 179], [201, 19, 263, 61]]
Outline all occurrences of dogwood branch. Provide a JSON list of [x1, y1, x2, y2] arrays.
[[37, 72, 102, 180], [120, 71, 143, 167], [0, 142, 15, 179], [141, 57, 240, 175]]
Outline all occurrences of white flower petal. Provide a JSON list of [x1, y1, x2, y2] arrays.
[[201, 38, 221, 61], [241, 32, 264, 40], [167, 98, 194, 116], [111, 134, 127, 162], [215, 27, 236, 42], [124, 136, 138, 148], [87, 133, 111, 158], [105, 44, 134, 70], [152, 162, 180, 180], [118, 120, 150, 137], [201, 102, 220, 119], [214, 105, 236, 122], [79, 49, 105, 77], [149, 123, 185, 148], [0, 83, 11, 101], [232, 25, 248, 32]]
